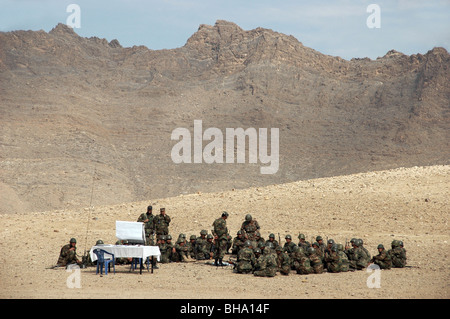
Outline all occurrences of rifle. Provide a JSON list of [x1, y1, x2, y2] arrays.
[[278, 233, 281, 247]]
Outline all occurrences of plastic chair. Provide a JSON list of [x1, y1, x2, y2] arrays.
[[93, 248, 115, 275]]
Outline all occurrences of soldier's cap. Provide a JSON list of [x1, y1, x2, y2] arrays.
[[147, 205, 153, 211]]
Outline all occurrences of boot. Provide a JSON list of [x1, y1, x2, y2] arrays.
[[219, 258, 224, 266], [214, 258, 219, 266]]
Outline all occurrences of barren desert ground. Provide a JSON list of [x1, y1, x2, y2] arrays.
[[0, 165, 448, 299]]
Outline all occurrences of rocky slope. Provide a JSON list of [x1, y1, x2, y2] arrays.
[[0, 21, 449, 214]]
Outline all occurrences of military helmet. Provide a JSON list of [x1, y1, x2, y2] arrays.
[[179, 233, 186, 238], [350, 238, 357, 244], [160, 235, 166, 241], [244, 240, 252, 247], [331, 244, 338, 252], [269, 233, 275, 238], [147, 205, 152, 211], [166, 235, 172, 240], [254, 248, 261, 254], [354, 239, 361, 247], [190, 235, 196, 240], [337, 244, 344, 251], [265, 242, 275, 249], [275, 246, 283, 252], [307, 247, 315, 255], [399, 241, 404, 247], [391, 240, 400, 247], [359, 239, 364, 245], [200, 230, 207, 235], [298, 233, 305, 239], [70, 238, 77, 243], [237, 230, 243, 235], [222, 211, 229, 217], [245, 214, 252, 221], [285, 235, 292, 240], [312, 242, 319, 247], [377, 244, 384, 249], [316, 236, 323, 241], [258, 242, 265, 248], [327, 239, 335, 245], [207, 234, 213, 239], [96, 240, 104, 245]]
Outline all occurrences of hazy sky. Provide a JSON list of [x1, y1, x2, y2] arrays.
[[1, 0, 449, 60]]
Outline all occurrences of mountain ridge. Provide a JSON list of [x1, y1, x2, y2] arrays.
[[0, 20, 449, 214]]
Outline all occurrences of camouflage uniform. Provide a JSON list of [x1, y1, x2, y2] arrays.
[[337, 244, 349, 272], [158, 236, 171, 263], [307, 247, 324, 274], [174, 237, 189, 262], [236, 242, 256, 274], [291, 246, 313, 274], [56, 238, 81, 267], [312, 242, 324, 262], [203, 235, 215, 260], [348, 240, 369, 270], [388, 240, 407, 268], [275, 246, 290, 275], [137, 205, 155, 245], [297, 234, 310, 252], [325, 245, 348, 273], [154, 208, 171, 239], [187, 235, 197, 259], [265, 234, 279, 249], [194, 231, 209, 260], [240, 214, 260, 241], [253, 248, 277, 277], [371, 244, 392, 269], [212, 212, 229, 265], [231, 231, 246, 255]]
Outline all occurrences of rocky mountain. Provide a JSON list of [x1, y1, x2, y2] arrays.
[[0, 20, 449, 214]]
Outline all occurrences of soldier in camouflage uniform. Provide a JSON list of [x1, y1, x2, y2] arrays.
[[283, 235, 298, 256], [336, 244, 349, 272], [236, 241, 256, 274], [158, 236, 171, 263], [187, 235, 197, 259], [165, 235, 175, 262], [265, 233, 279, 249], [359, 239, 371, 261], [291, 246, 313, 274], [212, 211, 229, 266], [297, 233, 310, 252], [56, 238, 82, 267], [348, 239, 370, 270], [388, 240, 407, 268], [325, 244, 348, 273], [345, 238, 357, 260], [154, 208, 171, 240], [194, 230, 208, 260], [316, 236, 326, 254], [174, 235, 189, 262], [370, 244, 392, 269], [231, 230, 246, 255], [253, 246, 277, 277], [312, 242, 324, 262], [137, 205, 156, 245], [240, 214, 260, 241], [203, 234, 215, 260], [275, 246, 290, 275], [306, 246, 324, 274]]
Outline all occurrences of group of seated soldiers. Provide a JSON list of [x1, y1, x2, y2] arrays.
[[148, 213, 407, 277], [55, 209, 407, 278]]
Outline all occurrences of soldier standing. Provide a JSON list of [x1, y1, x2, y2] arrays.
[[154, 208, 171, 240], [137, 205, 155, 245], [212, 211, 229, 266]]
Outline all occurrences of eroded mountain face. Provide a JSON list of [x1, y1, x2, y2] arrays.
[[1, 20, 449, 213]]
